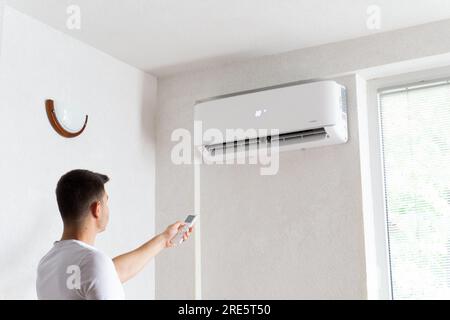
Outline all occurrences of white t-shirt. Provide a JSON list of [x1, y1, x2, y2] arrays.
[[36, 239, 125, 300]]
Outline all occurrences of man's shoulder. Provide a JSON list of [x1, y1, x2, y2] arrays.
[[79, 246, 114, 272], [38, 241, 112, 271]]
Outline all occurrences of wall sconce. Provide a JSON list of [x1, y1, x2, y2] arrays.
[[45, 99, 88, 138]]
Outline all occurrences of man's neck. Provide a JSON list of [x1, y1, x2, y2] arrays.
[[61, 225, 96, 246]]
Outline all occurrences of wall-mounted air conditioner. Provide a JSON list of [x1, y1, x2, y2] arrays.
[[194, 80, 348, 159]]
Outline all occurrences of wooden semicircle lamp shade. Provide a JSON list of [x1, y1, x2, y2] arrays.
[[45, 99, 88, 138]]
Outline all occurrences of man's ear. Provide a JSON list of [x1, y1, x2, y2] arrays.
[[90, 201, 101, 219]]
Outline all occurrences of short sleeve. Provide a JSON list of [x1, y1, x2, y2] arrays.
[[80, 251, 125, 300]]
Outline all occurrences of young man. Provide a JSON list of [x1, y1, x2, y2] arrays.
[[36, 169, 193, 300]]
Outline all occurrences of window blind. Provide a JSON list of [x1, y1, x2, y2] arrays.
[[379, 80, 450, 299]]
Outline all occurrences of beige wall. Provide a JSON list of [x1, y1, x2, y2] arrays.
[[156, 70, 365, 299], [199, 75, 366, 299], [155, 18, 450, 299], [0, 0, 4, 54]]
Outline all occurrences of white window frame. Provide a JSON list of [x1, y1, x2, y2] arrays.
[[363, 66, 450, 300]]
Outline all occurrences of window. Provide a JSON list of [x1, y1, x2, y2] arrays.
[[379, 79, 450, 299]]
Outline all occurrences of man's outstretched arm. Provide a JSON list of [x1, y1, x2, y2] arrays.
[[112, 221, 194, 283]]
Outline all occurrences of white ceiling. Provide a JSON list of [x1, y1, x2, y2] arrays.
[[6, 0, 450, 76]]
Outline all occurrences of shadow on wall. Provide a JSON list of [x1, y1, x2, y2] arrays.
[[0, 1, 5, 57], [139, 73, 157, 148]]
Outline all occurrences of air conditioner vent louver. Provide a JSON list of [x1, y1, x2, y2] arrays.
[[205, 127, 327, 154]]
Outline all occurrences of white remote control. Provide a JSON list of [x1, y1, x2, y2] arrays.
[[170, 215, 198, 245]]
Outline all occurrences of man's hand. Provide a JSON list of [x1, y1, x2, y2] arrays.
[[161, 221, 194, 248]]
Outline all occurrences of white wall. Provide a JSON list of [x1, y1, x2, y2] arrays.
[[0, 6, 157, 299], [155, 18, 450, 299]]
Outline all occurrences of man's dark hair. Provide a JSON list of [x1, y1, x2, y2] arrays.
[[56, 169, 109, 224]]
